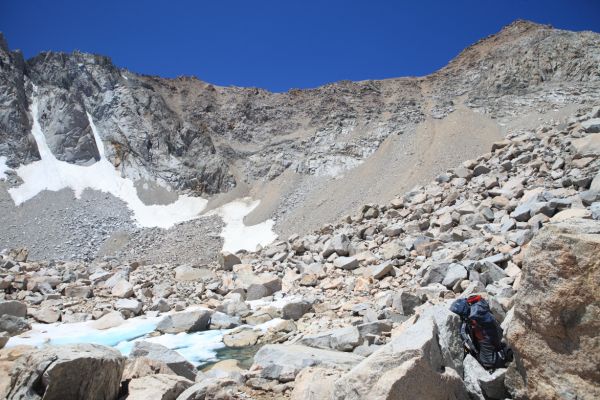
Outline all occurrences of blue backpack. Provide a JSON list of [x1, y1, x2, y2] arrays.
[[450, 295, 512, 369]]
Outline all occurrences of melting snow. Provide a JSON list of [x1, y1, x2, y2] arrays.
[[5, 93, 277, 251], [7, 315, 161, 349], [0, 156, 9, 180], [115, 329, 226, 365], [6, 310, 286, 365], [6, 315, 226, 365], [207, 198, 277, 252]]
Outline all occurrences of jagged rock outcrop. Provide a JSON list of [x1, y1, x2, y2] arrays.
[[506, 218, 600, 400], [332, 304, 468, 400], [5, 343, 125, 400]]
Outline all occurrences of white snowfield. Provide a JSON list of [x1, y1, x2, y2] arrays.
[[0, 156, 9, 180], [6, 94, 277, 252], [207, 199, 278, 253]]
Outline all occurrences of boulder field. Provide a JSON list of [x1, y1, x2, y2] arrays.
[[1, 106, 599, 399]]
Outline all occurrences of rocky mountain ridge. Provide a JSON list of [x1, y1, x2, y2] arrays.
[[1, 20, 600, 263], [2, 21, 599, 187]]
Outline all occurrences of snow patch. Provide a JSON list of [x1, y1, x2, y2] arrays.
[[8, 95, 207, 229], [207, 198, 277, 252], [7, 92, 276, 250], [0, 156, 9, 180]]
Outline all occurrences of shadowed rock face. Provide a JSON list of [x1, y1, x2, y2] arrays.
[[507, 219, 600, 400], [1, 20, 599, 197]]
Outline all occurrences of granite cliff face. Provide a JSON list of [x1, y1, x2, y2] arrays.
[[0, 20, 600, 261]]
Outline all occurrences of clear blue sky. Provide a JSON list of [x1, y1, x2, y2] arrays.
[[2, 0, 599, 92]]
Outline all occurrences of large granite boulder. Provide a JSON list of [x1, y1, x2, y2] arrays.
[[6, 343, 125, 400], [251, 344, 364, 382], [127, 373, 193, 400], [0, 301, 27, 318], [290, 367, 343, 400], [333, 308, 469, 400], [156, 310, 212, 334], [130, 341, 196, 380], [506, 219, 600, 400]]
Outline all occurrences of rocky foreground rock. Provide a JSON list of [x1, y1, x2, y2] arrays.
[[506, 218, 600, 400], [6, 343, 124, 400]]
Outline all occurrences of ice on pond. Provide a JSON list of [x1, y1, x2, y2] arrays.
[[6, 315, 227, 366], [7, 316, 161, 349], [115, 329, 226, 365]]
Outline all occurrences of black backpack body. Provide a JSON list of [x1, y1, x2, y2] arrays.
[[450, 296, 513, 370]]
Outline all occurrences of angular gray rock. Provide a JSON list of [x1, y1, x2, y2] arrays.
[[111, 279, 134, 298], [209, 311, 241, 329], [127, 374, 193, 400], [441, 263, 467, 288], [301, 326, 362, 352], [333, 256, 359, 270], [237, 273, 282, 300], [251, 344, 364, 382], [6, 343, 125, 400], [130, 341, 197, 380], [392, 290, 423, 315], [382, 224, 403, 237], [115, 298, 142, 314], [365, 261, 394, 279], [282, 300, 312, 321], [322, 234, 350, 257], [218, 252, 241, 271], [333, 313, 469, 400], [156, 310, 212, 334], [0, 301, 26, 318], [0, 315, 30, 336], [464, 354, 508, 400], [421, 263, 449, 286]]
